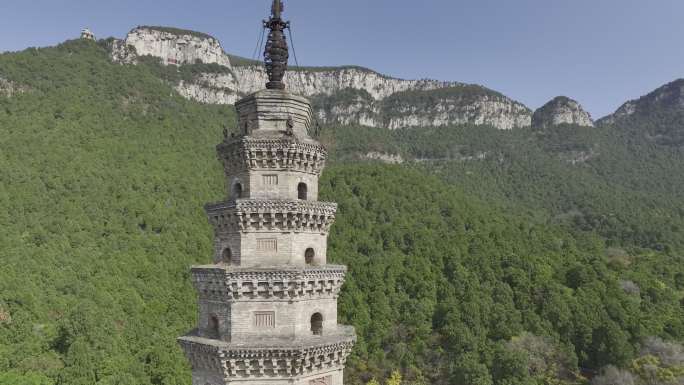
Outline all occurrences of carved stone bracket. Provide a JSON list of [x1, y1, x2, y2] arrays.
[[205, 199, 337, 234], [191, 265, 348, 301], [178, 336, 356, 380], [218, 137, 328, 175]]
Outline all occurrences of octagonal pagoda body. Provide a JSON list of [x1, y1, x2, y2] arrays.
[[178, 88, 356, 385]]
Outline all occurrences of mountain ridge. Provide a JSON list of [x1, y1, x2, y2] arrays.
[[599, 79, 684, 125], [5, 26, 684, 133], [106, 25, 684, 132], [108, 26, 533, 130]]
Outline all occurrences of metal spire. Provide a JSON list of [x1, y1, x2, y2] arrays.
[[263, 0, 289, 90]]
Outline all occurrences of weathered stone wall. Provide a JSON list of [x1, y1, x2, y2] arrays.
[[240, 171, 319, 201], [198, 300, 231, 340], [191, 369, 225, 385], [227, 299, 339, 342], [296, 370, 344, 385], [234, 232, 328, 267], [213, 233, 242, 265]]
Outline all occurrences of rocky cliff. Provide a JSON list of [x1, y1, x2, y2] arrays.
[[599, 79, 684, 125], [532, 96, 594, 128], [111, 26, 232, 67], [312, 86, 531, 129], [0, 77, 27, 97], [380, 87, 532, 130], [175, 72, 240, 105], [231, 64, 459, 99], [109, 26, 533, 130]]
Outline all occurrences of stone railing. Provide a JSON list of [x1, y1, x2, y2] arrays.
[[217, 137, 328, 175], [178, 329, 356, 379], [191, 265, 348, 301], [205, 199, 337, 234]]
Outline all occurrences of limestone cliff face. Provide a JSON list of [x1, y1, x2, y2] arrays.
[[313, 86, 532, 130], [601, 101, 637, 125], [599, 79, 684, 125], [175, 72, 240, 105], [381, 88, 532, 130], [109, 26, 533, 130], [168, 62, 532, 129], [231, 66, 531, 129], [312, 89, 380, 126], [363, 152, 404, 164], [112, 26, 232, 67], [109, 39, 137, 64], [532, 96, 594, 128], [232, 65, 457, 99], [0, 77, 27, 97]]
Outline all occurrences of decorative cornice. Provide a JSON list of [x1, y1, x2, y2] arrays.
[[205, 199, 337, 234], [190, 265, 347, 301], [178, 331, 356, 379], [217, 137, 327, 175]]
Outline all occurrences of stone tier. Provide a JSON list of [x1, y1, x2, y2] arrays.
[[191, 265, 347, 301], [179, 327, 355, 380], [217, 137, 328, 176], [206, 199, 337, 234], [235, 89, 314, 140]]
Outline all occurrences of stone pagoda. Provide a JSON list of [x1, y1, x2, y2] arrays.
[[178, 2, 356, 385]]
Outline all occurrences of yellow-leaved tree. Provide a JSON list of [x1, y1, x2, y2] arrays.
[[385, 370, 402, 385]]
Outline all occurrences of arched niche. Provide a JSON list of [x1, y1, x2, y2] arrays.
[[222, 248, 232, 264], [221, 247, 239, 266], [298, 182, 308, 200], [310, 312, 323, 335], [208, 314, 219, 339], [305, 248, 315, 265], [232, 182, 243, 199]]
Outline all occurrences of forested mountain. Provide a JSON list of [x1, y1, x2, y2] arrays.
[[0, 39, 683, 385]]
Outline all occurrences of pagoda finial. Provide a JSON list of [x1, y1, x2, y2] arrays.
[[264, 0, 289, 90]]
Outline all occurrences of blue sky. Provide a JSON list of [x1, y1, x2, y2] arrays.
[[0, 0, 682, 118]]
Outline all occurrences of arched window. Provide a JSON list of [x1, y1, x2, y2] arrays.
[[233, 182, 243, 199], [208, 314, 219, 339], [222, 248, 232, 264], [310, 313, 323, 335], [298, 182, 307, 200], [305, 248, 315, 265], [222, 247, 239, 266]]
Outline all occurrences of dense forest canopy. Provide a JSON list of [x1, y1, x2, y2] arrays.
[[0, 40, 682, 385]]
